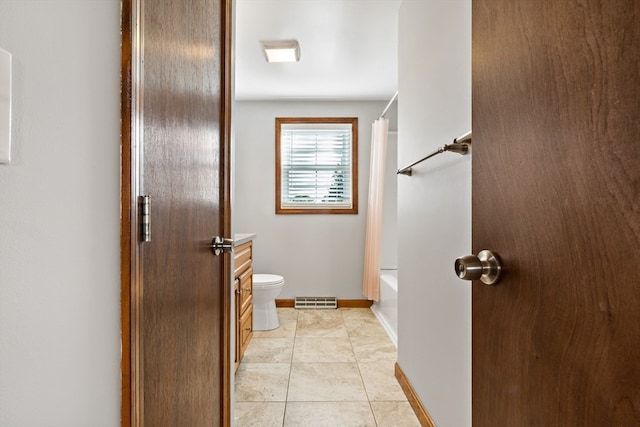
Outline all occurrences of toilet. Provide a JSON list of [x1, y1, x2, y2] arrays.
[[252, 274, 285, 331]]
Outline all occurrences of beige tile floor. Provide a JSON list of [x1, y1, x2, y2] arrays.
[[234, 308, 421, 427]]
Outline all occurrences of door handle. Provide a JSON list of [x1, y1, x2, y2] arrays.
[[211, 236, 233, 256], [455, 250, 502, 285]]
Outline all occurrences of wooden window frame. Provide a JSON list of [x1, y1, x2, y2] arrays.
[[275, 117, 358, 215]]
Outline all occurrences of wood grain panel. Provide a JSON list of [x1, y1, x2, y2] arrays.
[[234, 242, 252, 277], [239, 267, 253, 314], [337, 299, 373, 308], [472, 1, 640, 425], [120, 1, 133, 424], [233, 240, 252, 369], [220, 0, 234, 423], [120, 0, 135, 427], [234, 279, 240, 372], [239, 306, 253, 358], [121, 0, 231, 425], [275, 299, 295, 308], [141, 0, 223, 421]]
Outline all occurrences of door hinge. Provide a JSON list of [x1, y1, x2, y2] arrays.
[[140, 195, 151, 242]]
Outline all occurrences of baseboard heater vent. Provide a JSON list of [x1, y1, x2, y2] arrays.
[[294, 297, 338, 309]]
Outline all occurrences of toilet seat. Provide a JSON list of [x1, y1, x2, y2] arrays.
[[253, 274, 284, 287]]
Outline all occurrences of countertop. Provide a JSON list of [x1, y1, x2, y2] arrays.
[[234, 233, 256, 247]]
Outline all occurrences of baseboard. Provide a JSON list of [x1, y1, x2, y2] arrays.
[[395, 362, 437, 427], [337, 299, 373, 308], [275, 299, 295, 307], [275, 299, 373, 308]]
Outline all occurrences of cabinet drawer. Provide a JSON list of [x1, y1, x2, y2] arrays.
[[234, 242, 252, 277]]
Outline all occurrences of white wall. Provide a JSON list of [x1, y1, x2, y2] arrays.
[[0, 2, 121, 426], [233, 101, 396, 299], [397, 1, 471, 426]]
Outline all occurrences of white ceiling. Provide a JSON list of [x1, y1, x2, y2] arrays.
[[234, 0, 401, 101]]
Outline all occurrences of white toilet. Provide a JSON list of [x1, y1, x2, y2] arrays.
[[252, 274, 285, 331]]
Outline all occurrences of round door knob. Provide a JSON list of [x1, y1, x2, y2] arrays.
[[455, 250, 502, 285]]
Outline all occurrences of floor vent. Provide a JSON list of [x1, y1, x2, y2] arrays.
[[294, 297, 338, 309]]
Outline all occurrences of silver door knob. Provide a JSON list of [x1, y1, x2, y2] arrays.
[[211, 236, 234, 256], [454, 250, 502, 285]]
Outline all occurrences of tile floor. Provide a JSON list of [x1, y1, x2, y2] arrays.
[[234, 308, 421, 427]]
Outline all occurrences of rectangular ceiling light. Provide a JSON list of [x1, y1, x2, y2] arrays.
[[261, 40, 300, 63]]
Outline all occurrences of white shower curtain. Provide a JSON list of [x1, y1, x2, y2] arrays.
[[363, 118, 389, 301]]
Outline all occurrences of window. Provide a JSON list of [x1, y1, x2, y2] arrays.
[[276, 117, 358, 214]]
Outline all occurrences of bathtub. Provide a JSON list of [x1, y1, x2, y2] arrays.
[[371, 269, 398, 346]]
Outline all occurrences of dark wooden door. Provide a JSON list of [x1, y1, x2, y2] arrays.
[[472, 1, 640, 425], [123, 0, 232, 425]]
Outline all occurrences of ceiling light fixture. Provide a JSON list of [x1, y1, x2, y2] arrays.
[[261, 40, 300, 63]]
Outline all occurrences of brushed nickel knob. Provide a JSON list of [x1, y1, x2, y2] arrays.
[[455, 250, 502, 285], [210, 236, 233, 256]]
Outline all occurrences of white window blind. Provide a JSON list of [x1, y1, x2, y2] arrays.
[[280, 123, 353, 209]]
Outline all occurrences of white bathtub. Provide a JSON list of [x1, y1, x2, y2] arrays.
[[371, 269, 398, 346]]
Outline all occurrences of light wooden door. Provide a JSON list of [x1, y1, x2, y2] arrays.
[[122, 0, 233, 425], [472, 1, 640, 425]]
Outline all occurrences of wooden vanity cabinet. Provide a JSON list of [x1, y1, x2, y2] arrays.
[[234, 241, 253, 371]]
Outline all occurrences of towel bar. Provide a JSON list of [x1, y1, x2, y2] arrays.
[[397, 131, 471, 176]]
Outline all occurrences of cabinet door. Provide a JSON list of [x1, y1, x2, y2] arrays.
[[239, 267, 253, 314], [234, 279, 240, 371], [239, 305, 253, 359]]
